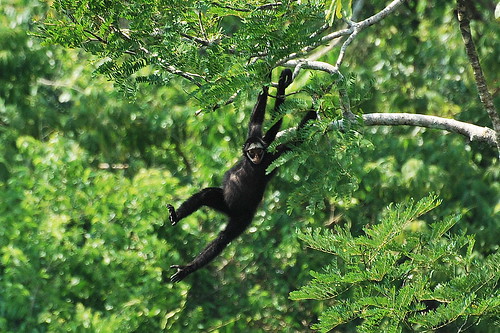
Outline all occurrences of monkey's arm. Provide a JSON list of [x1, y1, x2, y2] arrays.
[[248, 69, 293, 140], [247, 87, 269, 138], [263, 69, 293, 144], [269, 110, 317, 161], [170, 216, 252, 282]]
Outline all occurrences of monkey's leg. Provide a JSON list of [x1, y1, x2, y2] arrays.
[[168, 187, 228, 225], [170, 216, 252, 282]]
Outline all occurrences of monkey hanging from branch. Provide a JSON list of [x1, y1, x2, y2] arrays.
[[167, 69, 317, 282]]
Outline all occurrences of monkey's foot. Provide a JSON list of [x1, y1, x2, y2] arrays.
[[170, 264, 191, 283], [167, 204, 179, 226]]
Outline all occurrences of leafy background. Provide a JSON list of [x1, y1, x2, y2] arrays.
[[1, 0, 498, 332]]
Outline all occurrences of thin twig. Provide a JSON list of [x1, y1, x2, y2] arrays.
[[335, 27, 359, 68], [197, 11, 209, 41], [180, 32, 211, 46], [205, 90, 241, 113], [277, 0, 405, 66], [276, 27, 352, 66], [83, 29, 108, 45], [210, 2, 283, 12], [107, 24, 207, 86]]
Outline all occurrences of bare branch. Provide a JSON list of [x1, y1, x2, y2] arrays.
[[310, 24, 330, 40], [277, 0, 405, 67], [335, 26, 359, 68], [456, 0, 500, 156], [359, 113, 496, 146], [276, 112, 497, 147], [160, 63, 206, 86], [356, 0, 405, 29], [276, 28, 352, 66], [275, 1, 498, 151], [282, 59, 340, 75]]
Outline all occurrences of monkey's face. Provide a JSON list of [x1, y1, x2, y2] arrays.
[[245, 141, 265, 165]]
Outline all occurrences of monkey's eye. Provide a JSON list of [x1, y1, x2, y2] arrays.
[[247, 148, 263, 158]]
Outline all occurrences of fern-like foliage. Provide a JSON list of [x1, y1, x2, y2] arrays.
[[270, 116, 369, 215], [290, 195, 499, 332], [38, 0, 327, 107]]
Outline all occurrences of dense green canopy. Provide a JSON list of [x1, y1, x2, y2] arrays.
[[0, 0, 498, 332]]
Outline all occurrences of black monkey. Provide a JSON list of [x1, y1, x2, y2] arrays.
[[167, 69, 316, 282]]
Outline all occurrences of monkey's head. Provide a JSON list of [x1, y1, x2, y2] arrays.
[[244, 138, 266, 165]]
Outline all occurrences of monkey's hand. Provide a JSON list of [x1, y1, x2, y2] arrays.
[[278, 68, 293, 90], [170, 264, 192, 283], [167, 204, 179, 226]]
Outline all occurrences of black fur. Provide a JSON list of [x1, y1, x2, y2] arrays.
[[168, 69, 316, 282]]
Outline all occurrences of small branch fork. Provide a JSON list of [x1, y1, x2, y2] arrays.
[[277, 0, 405, 122], [278, 0, 406, 75], [276, 0, 498, 150]]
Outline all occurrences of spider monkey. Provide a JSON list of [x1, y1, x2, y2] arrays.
[[167, 69, 316, 282]]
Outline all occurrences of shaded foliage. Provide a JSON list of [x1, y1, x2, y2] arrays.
[[291, 196, 499, 332]]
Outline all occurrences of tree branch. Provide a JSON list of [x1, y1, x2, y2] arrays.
[[356, 113, 496, 146], [210, 1, 284, 12], [456, 0, 500, 156], [278, 113, 497, 147], [109, 25, 207, 86], [277, 0, 405, 67], [282, 59, 340, 75], [179, 32, 211, 47], [276, 2, 498, 150], [276, 28, 352, 66]]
